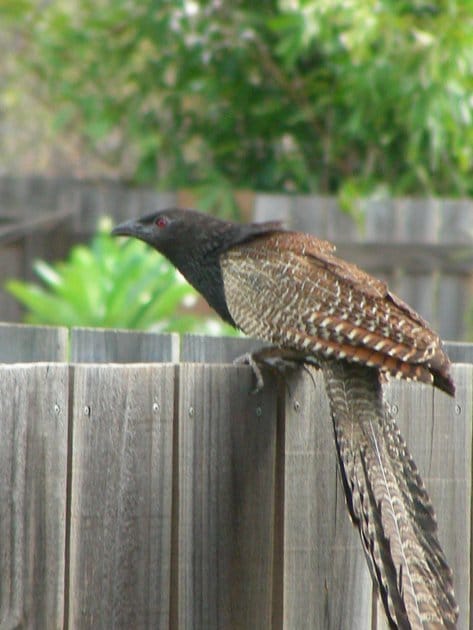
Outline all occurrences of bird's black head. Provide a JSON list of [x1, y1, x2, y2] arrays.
[[112, 208, 282, 325], [111, 209, 252, 272], [112, 208, 217, 257]]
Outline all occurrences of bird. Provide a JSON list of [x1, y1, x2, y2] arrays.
[[112, 208, 458, 629]]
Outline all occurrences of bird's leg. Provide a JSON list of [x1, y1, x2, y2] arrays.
[[234, 346, 314, 393]]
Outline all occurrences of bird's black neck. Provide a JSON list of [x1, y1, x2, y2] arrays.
[[162, 218, 281, 327]]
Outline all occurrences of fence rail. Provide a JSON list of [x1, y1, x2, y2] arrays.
[[0, 324, 472, 629]]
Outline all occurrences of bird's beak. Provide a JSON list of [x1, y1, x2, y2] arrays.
[[111, 219, 142, 238]]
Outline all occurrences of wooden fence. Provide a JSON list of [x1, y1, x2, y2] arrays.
[[1, 176, 473, 340], [0, 323, 471, 629]]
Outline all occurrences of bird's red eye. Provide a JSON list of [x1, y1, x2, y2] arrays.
[[155, 216, 169, 229]]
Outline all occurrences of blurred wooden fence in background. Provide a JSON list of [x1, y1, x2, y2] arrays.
[[0, 324, 471, 629], [0, 176, 472, 340]]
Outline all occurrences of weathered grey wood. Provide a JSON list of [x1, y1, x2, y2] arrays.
[[71, 327, 179, 363], [176, 364, 278, 629], [326, 199, 360, 241], [0, 246, 24, 322], [394, 197, 440, 242], [445, 341, 473, 363], [0, 207, 75, 246], [437, 274, 470, 341], [334, 242, 473, 274], [397, 273, 437, 330], [384, 364, 472, 629], [180, 333, 263, 363], [253, 193, 295, 225], [0, 364, 68, 628], [282, 369, 372, 630], [68, 364, 175, 628], [70, 181, 171, 233], [438, 199, 473, 243], [0, 322, 68, 362], [363, 197, 397, 241], [293, 195, 329, 234]]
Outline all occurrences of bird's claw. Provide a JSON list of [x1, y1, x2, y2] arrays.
[[234, 350, 303, 393], [234, 352, 265, 393]]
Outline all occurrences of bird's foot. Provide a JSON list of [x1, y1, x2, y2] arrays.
[[234, 352, 266, 393], [234, 347, 303, 393]]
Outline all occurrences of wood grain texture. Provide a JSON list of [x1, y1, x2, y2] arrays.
[[445, 341, 473, 364], [180, 333, 263, 363], [0, 245, 23, 321], [71, 327, 179, 363], [0, 322, 68, 362], [384, 364, 472, 629], [282, 369, 373, 630], [176, 363, 278, 630], [68, 364, 175, 628], [0, 364, 68, 628]]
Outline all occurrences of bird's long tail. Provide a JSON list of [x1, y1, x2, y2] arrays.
[[319, 359, 458, 629]]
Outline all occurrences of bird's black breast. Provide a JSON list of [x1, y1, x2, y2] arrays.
[[179, 252, 237, 327]]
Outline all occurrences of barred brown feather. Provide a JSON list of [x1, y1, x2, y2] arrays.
[[321, 360, 457, 628], [220, 232, 454, 396]]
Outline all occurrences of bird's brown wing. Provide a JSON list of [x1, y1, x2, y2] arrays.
[[221, 232, 454, 395]]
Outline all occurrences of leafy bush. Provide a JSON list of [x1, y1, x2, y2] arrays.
[[5, 218, 232, 333], [4, 0, 472, 198]]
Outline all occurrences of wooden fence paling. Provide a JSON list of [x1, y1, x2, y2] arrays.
[[68, 364, 175, 628], [0, 327, 472, 629], [180, 333, 262, 363], [384, 365, 472, 630], [282, 370, 373, 629], [176, 363, 278, 629], [0, 363, 68, 628], [70, 327, 180, 363], [0, 322, 68, 362]]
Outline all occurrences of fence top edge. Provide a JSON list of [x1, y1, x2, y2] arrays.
[[1, 360, 471, 370]]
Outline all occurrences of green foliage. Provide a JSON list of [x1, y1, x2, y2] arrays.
[[5, 1, 473, 197], [5, 219, 233, 334]]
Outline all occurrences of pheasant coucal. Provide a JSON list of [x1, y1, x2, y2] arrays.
[[112, 209, 458, 629]]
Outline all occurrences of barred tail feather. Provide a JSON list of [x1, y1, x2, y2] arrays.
[[319, 359, 458, 629]]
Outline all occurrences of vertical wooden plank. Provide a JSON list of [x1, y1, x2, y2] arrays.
[[0, 243, 24, 322], [438, 199, 473, 244], [437, 274, 470, 341], [384, 364, 472, 629], [292, 196, 329, 235], [253, 193, 294, 225], [0, 323, 68, 362], [68, 364, 175, 628], [282, 370, 372, 630], [180, 333, 263, 363], [397, 272, 438, 329], [363, 197, 397, 242], [444, 341, 473, 364], [0, 364, 68, 628], [71, 327, 179, 363], [176, 364, 277, 630], [326, 198, 360, 241], [431, 365, 471, 629], [395, 197, 440, 243]]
